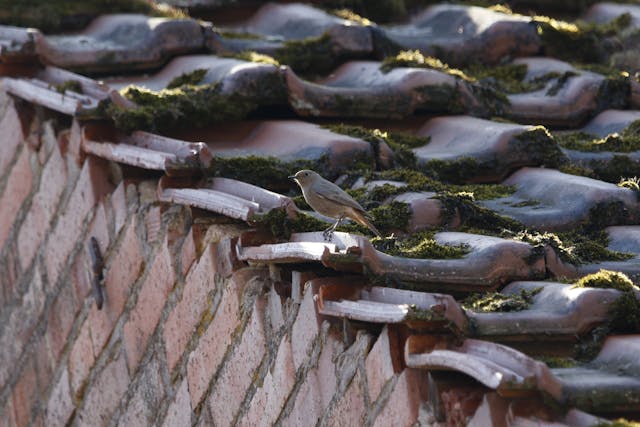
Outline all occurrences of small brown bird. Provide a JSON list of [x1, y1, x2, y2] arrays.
[[289, 169, 382, 240]]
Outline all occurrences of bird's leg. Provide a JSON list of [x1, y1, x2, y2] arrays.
[[323, 217, 343, 241]]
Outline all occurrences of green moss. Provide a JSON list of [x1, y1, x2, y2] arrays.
[[222, 51, 280, 66], [369, 201, 411, 230], [53, 80, 83, 94], [595, 419, 640, 427], [515, 230, 634, 265], [217, 31, 263, 40], [462, 287, 542, 312], [556, 120, 640, 152], [538, 356, 579, 368], [0, 0, 186, 34], [573, 269, 639, 292], [213, 155, 333, 192], [273, 33, 339, 76], [422, 157, 494, 185], [106, 83, 256, 134], [166, 69, 208, 89], [508, 200, 540, 207], [437, 191, 523, 232], [534, 13, 632, 63], [373, 230, 470, 259], [322, 124, 429, 169], [610, 291, 640, 333], [329, 8, 373, 25], [376, 168, 515, 200], [380, 50, 471, 79], [255, 209, 326, 240], [618, 176, 640, 191]]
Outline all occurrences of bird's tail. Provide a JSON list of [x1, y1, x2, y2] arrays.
[[351, 210, 382, 238]]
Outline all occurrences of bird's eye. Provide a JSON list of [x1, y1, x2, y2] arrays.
[[304, 172, 309, 176]]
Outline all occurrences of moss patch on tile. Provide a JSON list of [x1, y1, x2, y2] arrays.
[[462, 287, 542, 312], [595, 419, 640, 427], [538, 356, 579, 368], [437, 191, 523, 232], [166, 69, 208, 89], [534, 13, 632, 63], [373, 231, 470, 259], [329, 8, 373, 25], [322, 124, 429, 168], [514, 230, 634, 265], [224, 51, 280, 66], [52, 80, 83, 94], [0, 0, 186, 34], [556, 120, 640, 153], [106, 83, 256, 134], [375, 169, 515, 200], [213, 155, 336, 192], [273, 33, 339, 76], [572, 269, 639, 292], [380, 50, 471, 79]]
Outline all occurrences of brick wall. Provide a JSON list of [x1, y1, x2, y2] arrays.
[[0, 92, 429, 425]]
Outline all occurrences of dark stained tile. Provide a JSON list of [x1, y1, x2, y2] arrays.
[[286, 61, 467, 118], [552, 335, 640, 413], [158, 176, 297, 222], [380, 4, 540, 66], [481, 167, 638, 231], [506, 58, 627, 127], [39, 15, 205, 72], [414, 115, 561, 183]]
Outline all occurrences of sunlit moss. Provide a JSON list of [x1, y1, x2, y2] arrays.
[[330, 8, 373, 25], [556, 120, 640, 153], [0, 0, 186, 33], [380, 50, 471, 80], [106, 84, 256, 134], [224, 51, 280, 66], [573, 269, 638, 292], [166, 69, 208, 89], [373, 230, 470, 259], [53, 80, 83, 94], [462, 287, 542, 312]]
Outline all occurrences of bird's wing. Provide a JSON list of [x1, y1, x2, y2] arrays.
[[314, 183, 367, 213]]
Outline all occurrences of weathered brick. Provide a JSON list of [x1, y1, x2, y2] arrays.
[[1, 400, 17, 427], [144, 204, 162, 244], [161, 379, 191, 427], [0, 146, 32, 249], [119, 358, 164, 427], [45, 157, 113, 285], [124, 239, 175, 373], [45, 368, 74, 427], [291, 282, 320, 370], [87, 203, 109, 255], [0, 268, 45, 388], [11, 357, 38, 427], [107, 181, 128, 237], [16, 142, 66, 270], [267, 284, 285, 334], [75, 350, 129, 427], [46, 282, 78, 361], [187, 279, 240, 407], [239, 335, 295, 427], [325, 371, 366, 427], [69, 249, 91, 304], [281, 373, 321, 427], [179, 227, 196, 279], [282, 328, 342, 427], [33, 336, 54, 396], [372, 369, 423, 427], [68, 320, 95, 396], [89, 219, 143, 356], [208, 299, 266, 426], [0, 98, 26, 177], [164, 244, 217, 373], [365, 326, 396, 403]]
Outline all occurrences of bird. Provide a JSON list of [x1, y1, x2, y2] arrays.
[[289, 169, 382, 240]]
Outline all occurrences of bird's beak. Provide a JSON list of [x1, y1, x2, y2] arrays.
[[288, 175, 296, 181]]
